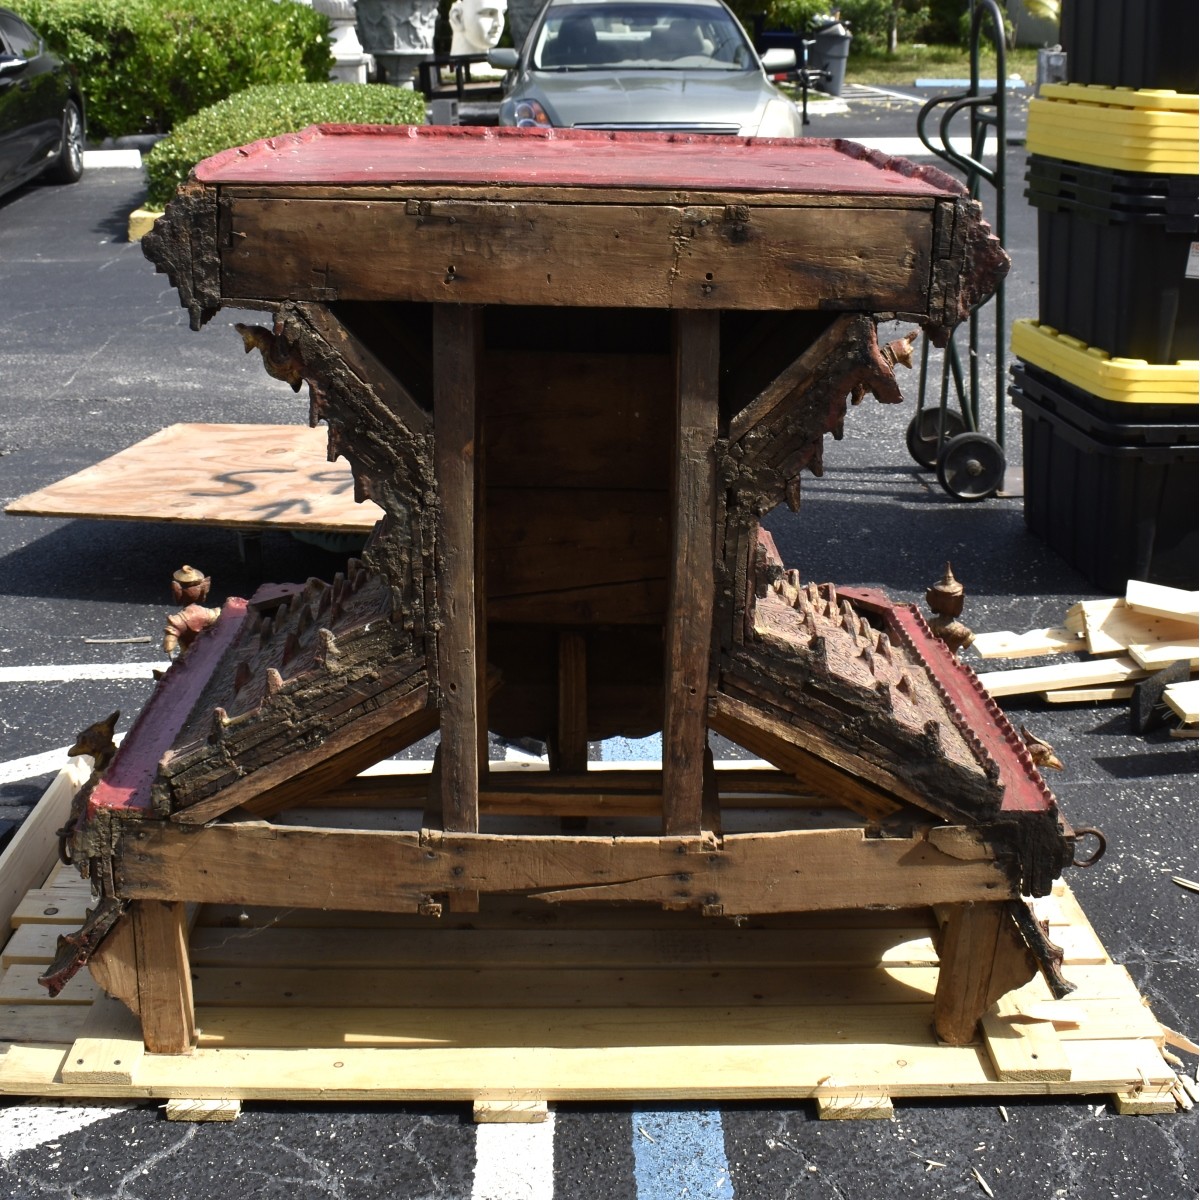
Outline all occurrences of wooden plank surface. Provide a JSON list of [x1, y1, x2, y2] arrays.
[[110, 821, 1014, 914], [1080, 598, 1198, 657], [0, 758, 92, 935], [976, 656, 1149, 698], [220, 198, 935, 313], [1125, 581, 1200, 625], [6, 424, 381, 533], [0, 872, 1177, 1110]]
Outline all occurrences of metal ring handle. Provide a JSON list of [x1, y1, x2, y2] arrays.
[[1071, 827, 1107, 869]]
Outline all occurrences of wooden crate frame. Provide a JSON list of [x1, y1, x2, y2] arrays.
[[0, 764, 1179, 1118]]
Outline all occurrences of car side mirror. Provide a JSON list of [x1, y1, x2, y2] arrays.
[[0, 54, 28, 77], [487, 48, 519, 69], [760, 48, 797, 72]]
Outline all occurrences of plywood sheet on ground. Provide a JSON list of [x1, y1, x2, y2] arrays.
[[6, 424, 381, 533]]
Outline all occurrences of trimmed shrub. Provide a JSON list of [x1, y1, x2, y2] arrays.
[[144, 82, 428, 209], [9, 0, 333, 139]]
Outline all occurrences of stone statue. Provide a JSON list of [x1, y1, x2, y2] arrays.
[[449, 0, 508, 55], [312, 0, 373, 83], [356, 0, 439, 84]]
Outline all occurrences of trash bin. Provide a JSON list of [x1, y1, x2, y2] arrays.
[[809, 18, 851, 97]]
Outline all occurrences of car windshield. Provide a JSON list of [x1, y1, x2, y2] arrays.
[[531, 3, 755, 71]]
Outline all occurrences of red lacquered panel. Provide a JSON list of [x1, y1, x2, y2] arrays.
[[195, 124, 964, 198]]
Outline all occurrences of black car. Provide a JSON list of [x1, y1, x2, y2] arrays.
[[0, 7, 84, 199]]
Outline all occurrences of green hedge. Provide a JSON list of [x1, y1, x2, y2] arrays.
[[9, 0, 332, 140], [144, 82, 428, 208]]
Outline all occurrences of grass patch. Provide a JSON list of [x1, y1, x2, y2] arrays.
[[847, 45, 1040, 86]]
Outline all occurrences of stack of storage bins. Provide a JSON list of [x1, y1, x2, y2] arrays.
[[1013, 0, 1198, 593]]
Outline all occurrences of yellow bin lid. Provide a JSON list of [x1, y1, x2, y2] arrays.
[[1011, 321, 1200, 404], [1028, 85, 1200, 173]]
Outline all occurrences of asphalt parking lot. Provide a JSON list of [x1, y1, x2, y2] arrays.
[[0, 87, 1195, 1199]]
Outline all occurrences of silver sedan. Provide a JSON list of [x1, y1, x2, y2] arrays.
[[489, 0, 802, 137]]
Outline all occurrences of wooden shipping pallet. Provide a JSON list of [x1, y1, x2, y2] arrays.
[[0, 855, 1180, 1118]]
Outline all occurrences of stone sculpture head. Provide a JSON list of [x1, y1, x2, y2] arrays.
[[449, 0, 508, 54]]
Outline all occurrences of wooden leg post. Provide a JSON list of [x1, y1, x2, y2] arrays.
[[556, 631, 589, 774], [933, 901, 1036, 1046], [663, 310, 719, 836], [132, 900, 195, 1054], [433, 305, 485, 835]]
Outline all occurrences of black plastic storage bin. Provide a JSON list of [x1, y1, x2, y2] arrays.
[[1012, 362, 1199, 439], [1060, 0, 1198, 93], [1010, 382, 1198, 593], [1026, 156, 1199, 363]]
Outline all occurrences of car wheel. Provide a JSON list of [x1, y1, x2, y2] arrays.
[[45, 100, 84, 185]]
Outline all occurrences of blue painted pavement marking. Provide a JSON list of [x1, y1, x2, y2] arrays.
[[601, 733, 663, 762], [632, 1108, 735, 1200]]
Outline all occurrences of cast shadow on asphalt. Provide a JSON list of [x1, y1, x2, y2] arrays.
[[0, 518, 349, 607]]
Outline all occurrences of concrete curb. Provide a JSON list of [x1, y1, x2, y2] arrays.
[[83, 148, 142, 169], [127, 208, 161, 242]]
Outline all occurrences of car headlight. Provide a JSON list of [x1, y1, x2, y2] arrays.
[[501, 98, 553, 128], [749, 97, 802, 138]]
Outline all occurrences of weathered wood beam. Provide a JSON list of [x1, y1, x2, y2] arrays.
[[218, 198, 935, 313], [111, 822, 1014, 917], [663, 310, 719, 836], [433, 305, 486, 833], [296, 303, 430, 432], [708, 692, 904, 822], [171, 685, 436, 825]]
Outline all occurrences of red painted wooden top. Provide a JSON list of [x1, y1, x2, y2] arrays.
[[195, 124, 965, 198], [87, 598, 250, 816], [839, 586, 1058, 816]]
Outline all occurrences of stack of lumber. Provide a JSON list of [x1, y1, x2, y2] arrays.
[[972, 581, 1199, 733]]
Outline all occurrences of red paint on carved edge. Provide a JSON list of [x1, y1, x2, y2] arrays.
[[86, 597, 250, 816], [838, 585, 1057, 816]]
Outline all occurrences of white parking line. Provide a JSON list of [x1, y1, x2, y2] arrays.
[[472, 1113, 556, 1200], [82, 149, 142, 169], [0, 1100, 137, 1161], [0, 662, 166, 684]]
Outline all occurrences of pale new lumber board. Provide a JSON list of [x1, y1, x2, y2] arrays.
[[975, 656, 1148, 698], [971, 627, 1081, 659], [0, 876, 1178, 1113], [166, 1099, 242, 1122], [0, 757, 92, 937], [1128, 641, 1200, 671], [1163, 680, 1200, 724], [1043, 686, 1135, 704], [0, 769, 1176, 1114], [473, 1100, 548, 1123], [1125, 581, 1200, 625], [1080, 598, 1199, 657], [5, 424, 381, 534]]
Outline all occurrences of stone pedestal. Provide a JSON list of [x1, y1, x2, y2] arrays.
[[356, 0, 439, 86], [316, 0, 374, 83]]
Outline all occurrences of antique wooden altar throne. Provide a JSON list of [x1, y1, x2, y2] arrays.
[[49, 126, 1083, 1058]]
